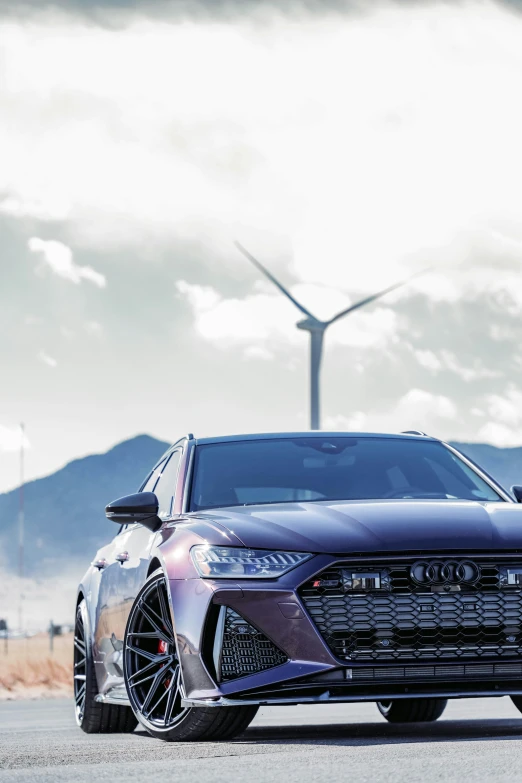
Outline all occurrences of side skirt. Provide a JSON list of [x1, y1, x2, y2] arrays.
[[95, 687, 131, 707]]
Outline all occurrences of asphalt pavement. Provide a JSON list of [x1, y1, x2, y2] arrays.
[[1, 696, 522, 782]]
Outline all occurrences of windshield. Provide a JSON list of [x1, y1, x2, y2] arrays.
[[190, 437, 504, 511]]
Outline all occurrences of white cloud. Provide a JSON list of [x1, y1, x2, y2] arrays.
[[60, 326, 75, 340], [414, 350, 442, 373], [38, 350, 57, 368], [413, 348, 502, 382], [176, 281, 221, 312], [84, 320, 103, 337], [177, 279, 400, 352], [473, 386, 522, 446], [490, 324, 517, 342], [485, 387, 522, 425], [326, 386, 522, 448], [0, 425, 30, 453], [324, 388, 457, 436], [0, 194, 69, 221], [475, 422, 522, 448], [441, 352, 502, 383], [243, 345, 274, 361], [24, 315, 43, 326], [3, 2, 522, 460], [397, 388, 457, 423], [324, 412, 368, 431], [28, 238, 106, 288], [0, 2, 520, 299]]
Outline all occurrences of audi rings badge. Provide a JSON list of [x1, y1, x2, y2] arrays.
[[410, 560, 481, 586]]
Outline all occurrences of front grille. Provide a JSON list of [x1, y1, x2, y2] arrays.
[[300, 560, 522, 663], [220, 607, 287, 681]]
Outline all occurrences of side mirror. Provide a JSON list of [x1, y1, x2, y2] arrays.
[[105, 492, 162, 532], [512, 486, 522, 503]]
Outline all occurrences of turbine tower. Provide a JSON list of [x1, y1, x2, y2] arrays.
[[235, 242, 429, 430]]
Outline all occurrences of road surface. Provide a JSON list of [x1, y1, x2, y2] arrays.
[[2, 697, 522, 782]]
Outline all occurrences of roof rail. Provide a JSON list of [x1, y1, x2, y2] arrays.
[[401, 430, 429, 437]]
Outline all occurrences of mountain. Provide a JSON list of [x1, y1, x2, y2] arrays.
[[0, 434, 169, 574], [1, 434, 522, 575], [451, 442, 522, 490]]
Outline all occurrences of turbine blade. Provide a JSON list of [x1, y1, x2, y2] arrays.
[[326, 265, 434, 326], [234, 241, 316, 320]]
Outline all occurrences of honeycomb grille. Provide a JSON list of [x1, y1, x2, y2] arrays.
[[300, 563, 522, 662], [220, 608, 287, 681]]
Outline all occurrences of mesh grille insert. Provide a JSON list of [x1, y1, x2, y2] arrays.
[[220, 607, 287, 681], [299, 561, 522, 663]]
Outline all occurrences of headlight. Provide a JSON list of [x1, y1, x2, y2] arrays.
[[190, 546, 313, 578]]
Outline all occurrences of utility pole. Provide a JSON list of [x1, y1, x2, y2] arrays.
[[0, 620, 7, 654], [18, 423, 25, 635]]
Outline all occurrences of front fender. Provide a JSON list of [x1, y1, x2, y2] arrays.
[[150, 519, 243, 580]]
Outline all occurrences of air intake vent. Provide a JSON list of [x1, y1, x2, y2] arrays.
[[217, 607, 287, 681]]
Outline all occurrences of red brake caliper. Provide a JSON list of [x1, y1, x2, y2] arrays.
[[158, 640, 171, 688]]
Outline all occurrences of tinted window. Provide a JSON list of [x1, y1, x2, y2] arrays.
[[154, 451, 181, 518], [190, 437, 503, 510]]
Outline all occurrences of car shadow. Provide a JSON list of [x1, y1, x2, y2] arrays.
[[235, 718, 522, 746], [134, 718, 522, 746]]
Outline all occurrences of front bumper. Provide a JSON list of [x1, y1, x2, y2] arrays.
[[169, 553, 522, 707]]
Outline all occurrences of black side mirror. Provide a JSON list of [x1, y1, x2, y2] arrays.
[[512, 486, 522, 503], [105, 492, 162, 532]]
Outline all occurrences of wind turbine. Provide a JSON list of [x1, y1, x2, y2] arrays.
[[235, 241, 431, 430]]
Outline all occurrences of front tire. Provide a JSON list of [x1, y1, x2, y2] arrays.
[[376, 698, 448, 723], [123, 571, 258, 741], [74, 599, 137, 733]]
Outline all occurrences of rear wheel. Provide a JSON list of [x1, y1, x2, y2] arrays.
[[74, 599, 137, 734], [124, 571, 258, 741], [376, 698, 448, 723]]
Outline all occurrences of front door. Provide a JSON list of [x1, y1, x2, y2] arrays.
[[94, 523, 158, 693]]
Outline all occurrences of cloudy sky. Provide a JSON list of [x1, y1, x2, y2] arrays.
[[1, 0, 522, 492]]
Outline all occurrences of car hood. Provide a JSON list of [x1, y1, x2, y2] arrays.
[[193, 499, 522, 554]]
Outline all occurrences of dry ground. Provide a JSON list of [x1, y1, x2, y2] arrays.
[[0, 633, 73, 700]]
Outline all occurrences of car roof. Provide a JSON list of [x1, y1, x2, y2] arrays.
[[194, 431, 438, 446]]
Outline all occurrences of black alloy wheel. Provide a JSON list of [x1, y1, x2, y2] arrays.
[[73, 605, 87, 723], [124, 571, 258, 741], [124, 572, 187, 732], [75, 599, 137, 733], [376, 698, 448, 723]]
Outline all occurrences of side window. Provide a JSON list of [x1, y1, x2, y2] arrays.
[[154, 451, 182, 518], [140, 459, 166, 493]]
